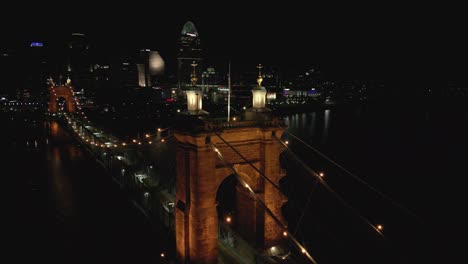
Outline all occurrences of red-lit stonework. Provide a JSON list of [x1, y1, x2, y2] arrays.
[[174, 120, 287, 263]]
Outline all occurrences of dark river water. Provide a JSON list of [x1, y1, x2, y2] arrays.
[[279, 99, 467, 263], [3, 98, 465, 263], [3, 113, 171, 263]]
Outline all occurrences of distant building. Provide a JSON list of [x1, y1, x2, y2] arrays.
[[201, 66, 219, 93], [110, 54, 138, 91], [1, 43, 48, 101], [93, 63, 111, 93], [177, 21, 202, 90], [26, 41, 48, 100], [137, 63, 147, 87], [67, 33, 93, 93], [137, 49, 165, 87]]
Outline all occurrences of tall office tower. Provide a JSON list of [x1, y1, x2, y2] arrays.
[[67, 33, 93, 92], [25, 41, 48, 100], [119, 56, 139, 89], [109, 53, 139, 99], [177, 21, 202, 90], [137, 49, 165, 87], [201, 66, 219, 93], [137, 62, 147, 87]]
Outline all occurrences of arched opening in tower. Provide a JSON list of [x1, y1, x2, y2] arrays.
[[56, 97, 69, 112], [216, 174, 238, 248]]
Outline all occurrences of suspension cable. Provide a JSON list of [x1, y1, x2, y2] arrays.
[[293, 179, 320, 236], [212, 131, 283, 193], [275, 136, 386, 238], [209, 142, 318, 264], [277, 125, 424, 224]]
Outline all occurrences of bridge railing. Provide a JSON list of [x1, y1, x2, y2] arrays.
[[204, 116, 285, 131]]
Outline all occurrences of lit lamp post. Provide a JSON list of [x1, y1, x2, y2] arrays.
[[244, 64, 271, 121], [252, 64, 267, 109], [186, 90, 202, 112], [185, 61, 206, 115]]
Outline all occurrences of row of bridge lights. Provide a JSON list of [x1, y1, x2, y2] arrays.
[[224, 216, 290, 236], [60, 92, 172, 257], [163, 137, 391, 261], [66, 114, 170, 147], [79, 134, 168, 148], [226, 207, 384, 257], [67, 114, 171, 260], [216, 140, 316, 259], [2, 102, 41, 106], [224, 215, 313, 256], [62, 86, 174, 147]]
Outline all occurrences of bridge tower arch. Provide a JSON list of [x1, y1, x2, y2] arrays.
[[174, 117, 287, 263], [48, 85, 76, 113]]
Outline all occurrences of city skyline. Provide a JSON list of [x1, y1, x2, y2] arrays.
[[2, 5, 390, 80]]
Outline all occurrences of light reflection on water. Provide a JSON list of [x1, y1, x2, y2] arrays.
[[4, 115, 172, 263], [39, 120, 168, 262], [283, 109, 328, 144], [309, 112, 316, 137], [280, 105, 442, 263], [48, 144, 76, 220], [322, 109, 330, 143]]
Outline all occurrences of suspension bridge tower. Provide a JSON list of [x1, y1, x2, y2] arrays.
[[48, 77, 76, 113], [173, 64, 287, 263]]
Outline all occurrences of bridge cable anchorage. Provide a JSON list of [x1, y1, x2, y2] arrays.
[[212, 131, 283, 193], [273, 135, 387, 238], [275, 125, 424, 225], [209, 143, 319, 264]]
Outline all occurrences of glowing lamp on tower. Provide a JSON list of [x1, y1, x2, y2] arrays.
[[252, 63, 266, 109], [252, 87, 267, 109], [186, 90, 202, 112]]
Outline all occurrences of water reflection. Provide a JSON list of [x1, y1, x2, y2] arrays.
[[4, 114, 173, 263], [48, 144, 76, 220], [309, 112, 316, 137], [50, 121, 59, 136], [284, 110, 322, 142], [322, 109, 331, 143], [301, 113, 307, 128]]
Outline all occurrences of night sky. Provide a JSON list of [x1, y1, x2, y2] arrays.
[[2, 3, 466, 85], [2, 3, 394, 79]]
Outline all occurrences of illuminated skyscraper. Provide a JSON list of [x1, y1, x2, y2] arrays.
[[110, 54, 138, 91], [137, 49, 165, 87], [26, 41, 48, 100], [177, 21, 202, 90], [137, 62, 147, 87], [67, 33, 93, 92]]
